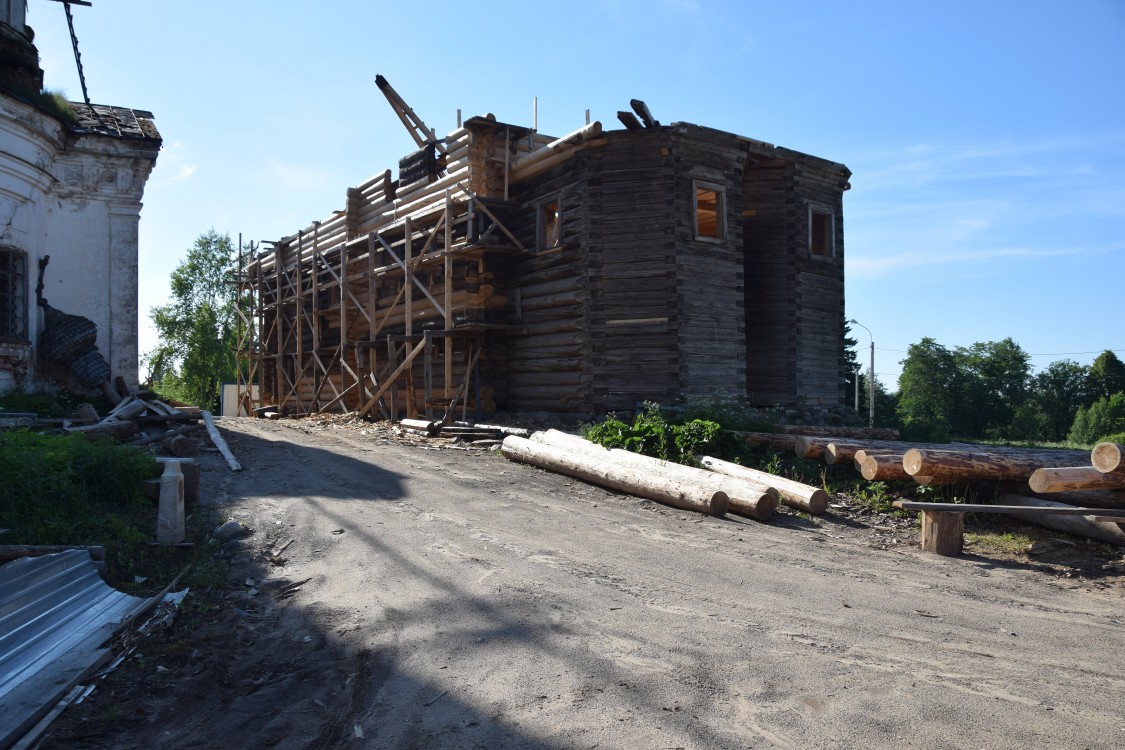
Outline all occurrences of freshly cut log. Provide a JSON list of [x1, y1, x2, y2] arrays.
[[1092, 443, 1125, 476], [859, 454, 912, 482], [1029, 466, 1125, 493], [824, 441, 868, 465], [733, 431, 798, 453], [902, 448, 1089, 482], [996, 494, 1125, 547], [699, 455, 828, 514], [501, 436, 728, 517], [529, 430, 775, 520]]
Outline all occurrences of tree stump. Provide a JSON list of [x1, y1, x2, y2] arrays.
[[920, 510, 963, 556]]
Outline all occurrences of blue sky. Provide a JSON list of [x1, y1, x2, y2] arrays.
[[26, 0, 1125, 389]]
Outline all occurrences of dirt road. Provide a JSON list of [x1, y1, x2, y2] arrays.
[[48, 418, 1125, 749]]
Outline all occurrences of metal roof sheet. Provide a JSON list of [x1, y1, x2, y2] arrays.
[[0, 549, 145, 748]]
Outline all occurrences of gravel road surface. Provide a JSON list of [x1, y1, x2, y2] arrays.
[[46, 418, 1125, 749]]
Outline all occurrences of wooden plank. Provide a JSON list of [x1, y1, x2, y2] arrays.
[[893, 501, 1125, 517]]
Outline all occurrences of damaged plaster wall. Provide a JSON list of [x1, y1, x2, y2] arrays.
[[0, 9, 159, 393]]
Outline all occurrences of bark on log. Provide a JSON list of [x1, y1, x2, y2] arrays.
[[902, 448, 1090, 482], [501, 436, 728, 517], [1092, 443, 1125, 476], [202, 410, 242, 472], [1028, 466, 1125, 493], [698, 455, 828, 515], [529, 430, 775, 520], [996, 494, 1125, 547]]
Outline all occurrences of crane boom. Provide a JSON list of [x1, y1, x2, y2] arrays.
[[374, 74, 447, 155]]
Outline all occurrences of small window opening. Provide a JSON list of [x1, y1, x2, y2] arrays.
[[539, 200, 561, 249], [810, 209, 833, 257], [694, 185, 724, 240], [0, 248, 27, 341]]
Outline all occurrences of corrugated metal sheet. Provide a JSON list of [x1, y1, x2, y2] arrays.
[[0, 549, 145, 749]]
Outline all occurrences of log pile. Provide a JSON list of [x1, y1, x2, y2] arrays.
[[499, 430, 830, 522]]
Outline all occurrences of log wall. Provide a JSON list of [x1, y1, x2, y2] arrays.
[[246, 114, 849, 418]]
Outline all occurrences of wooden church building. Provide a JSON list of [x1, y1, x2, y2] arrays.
[[241, 87, 850, 419]]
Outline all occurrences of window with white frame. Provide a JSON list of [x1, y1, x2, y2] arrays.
[[0, 247, 27, 341], [693, 181, 725, 240]]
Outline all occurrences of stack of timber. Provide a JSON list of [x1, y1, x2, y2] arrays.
[[55, 393, 201, 453], [397, 419, 527, 442], [1025, 441, 1125, 506], [699, 455, 829, 515], [501, 434, 730, 518], [901, 446, 1091, 485], [527, 429, 776, 520]]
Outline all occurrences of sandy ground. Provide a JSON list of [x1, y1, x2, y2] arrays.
[[42, 418, 1125, 749]]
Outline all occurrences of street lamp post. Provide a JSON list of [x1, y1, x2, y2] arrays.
[[848, 319, 874, 428]]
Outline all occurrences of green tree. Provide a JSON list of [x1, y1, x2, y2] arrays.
[[1026, 359, 1089, 441], [959, 338, 1031, 439], [897, 337, 962, 440], [145, 230, 241, 410], [1086, 350, 1125, 404], [843, 322, 861, 412], [1068, 392, 1125, 445]]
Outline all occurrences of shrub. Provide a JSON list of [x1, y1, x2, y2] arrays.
[[583, 402, 721, 464], [1068, 393, 1125, 445]]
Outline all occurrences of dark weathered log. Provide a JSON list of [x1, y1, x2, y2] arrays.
[[64, 420, 139, 439], [699, 455, 828, 514], [1028, 466, 1125, 494], [74, 403, 99, 422], [130, 422, 202, 447], [617, 111, 643, 130], [733, 431, 798, 453], [903, 448, 1090, 482], [995, 494, 1125, 546], [0, 545, 105, 562], [1025, 488, 1125, 509], [105, 397, 147, 422], [501, 436, 728, 517], [1092, 442, 1125, 476], [162, 434, 195, 458], [529, 430, 775, 520], [780, 425, 901, 440]]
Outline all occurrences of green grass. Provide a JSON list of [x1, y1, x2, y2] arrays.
[[965, 530, 1036, 555], [0, 427, 222, 594]]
